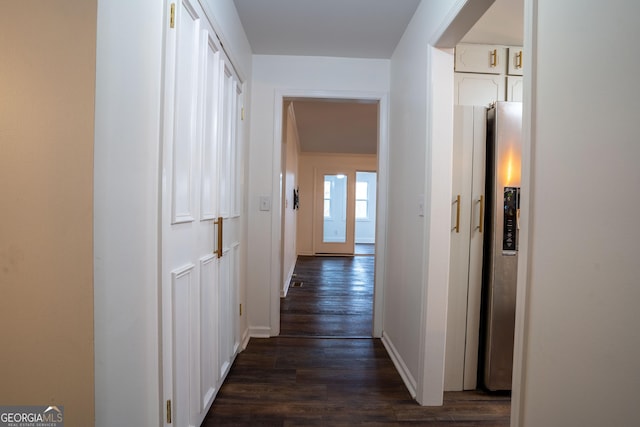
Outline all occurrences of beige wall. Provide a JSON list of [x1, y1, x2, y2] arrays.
[[282, 104, 300, 294], [296, 153, 377, 255], [0, 1, 96, 425]]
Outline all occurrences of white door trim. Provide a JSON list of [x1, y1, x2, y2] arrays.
[[510, 1, 536, 425], [271, 89, 389, 338]]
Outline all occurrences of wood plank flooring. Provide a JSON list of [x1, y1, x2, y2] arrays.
[[203, 256, 510, 426], [280, 256, 374, 337]]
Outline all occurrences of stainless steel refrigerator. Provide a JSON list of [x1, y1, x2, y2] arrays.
[[481, 101, 522, 391]]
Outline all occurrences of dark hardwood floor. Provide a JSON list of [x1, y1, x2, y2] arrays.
[[203, 255, 511, 426], [280, 255, 374, 337]]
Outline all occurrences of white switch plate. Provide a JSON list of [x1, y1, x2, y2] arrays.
[[259, 196, 271, 211]]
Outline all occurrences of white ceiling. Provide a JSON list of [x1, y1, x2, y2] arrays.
[[233, 0, 422, 59], [235, 0, 523, 155]]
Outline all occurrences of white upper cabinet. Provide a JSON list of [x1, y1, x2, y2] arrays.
[[507, 76, 524, 102], [507, 47, 524, 76], [454, 73, 506, 107], [455, 44, 508, 75], [454, 44, 524, 106]]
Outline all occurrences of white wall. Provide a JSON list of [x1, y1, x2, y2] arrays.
[[386, 0, 463, 405], [247, 55, 389, 336], [512, 1, 640, 425], [94, 1, 163, 425], [94, 1, 252, 425], [248, 55, 390, 336]]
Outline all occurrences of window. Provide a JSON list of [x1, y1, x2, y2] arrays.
[[355, 181, 368, 219], [324, 181, 331, 218]]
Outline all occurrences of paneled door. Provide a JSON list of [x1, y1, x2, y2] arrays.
[[216, 59, 242, 385], [445, 105, 486, 391], [314, 170, 355, 254], [160, 1, 241, 426]]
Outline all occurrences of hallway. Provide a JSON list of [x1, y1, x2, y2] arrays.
[[204, 256, 510, 425]]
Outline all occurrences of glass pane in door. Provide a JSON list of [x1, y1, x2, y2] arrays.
[[323, 174, 347, 243]]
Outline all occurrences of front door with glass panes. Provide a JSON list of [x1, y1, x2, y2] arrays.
[[314, 170, 355, 254]]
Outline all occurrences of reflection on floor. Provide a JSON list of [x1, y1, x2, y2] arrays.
[[355, 242, 375, 255]]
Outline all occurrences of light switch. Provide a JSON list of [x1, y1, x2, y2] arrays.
[[259, 196, 271, 211], [418, 194, 425, 217]]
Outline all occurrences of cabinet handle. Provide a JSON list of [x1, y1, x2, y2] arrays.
[[516, 51, 523, 69], [490, 49, 497, 67], [214, 216, 223, 258], [478, 195, 484, 233], [452, 195, 461, 233]]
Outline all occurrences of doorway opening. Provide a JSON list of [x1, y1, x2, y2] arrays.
[[275, 93, 388, 338]]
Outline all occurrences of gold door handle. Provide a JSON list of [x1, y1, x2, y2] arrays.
[[478, 195, 484, 233], [214, 216, 223, 258], [490, 49, 497, 67], [452, 195, 461, 233], [516, 51, 523, 69]]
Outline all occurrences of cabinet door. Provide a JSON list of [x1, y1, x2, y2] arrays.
[[445, 106, 474, 391], [454, 72, 506, 106], [463, 106, 487, 390], [507, 47, 524, 76], [507, 76, 524, 102], [455, 44, 507, 74], [445, 106, 487, 391]]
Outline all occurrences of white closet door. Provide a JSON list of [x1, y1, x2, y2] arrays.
[[160, 1, 220, 426], [161, 2, 244, 425], [445, 106, 486, 391], [464, 106, 487, 390], [216, 58, 243, 383], [198, 30, 223, 415], [445, 106, 474, 391]]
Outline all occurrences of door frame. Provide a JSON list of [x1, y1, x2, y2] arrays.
[[271, 89, 389, 338]]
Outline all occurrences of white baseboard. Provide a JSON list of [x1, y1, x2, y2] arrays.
[[249, 326, 272, 338], [241, 327, 250, 350], [281, 256, 297, 297], [382, 331, 417, 399]]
